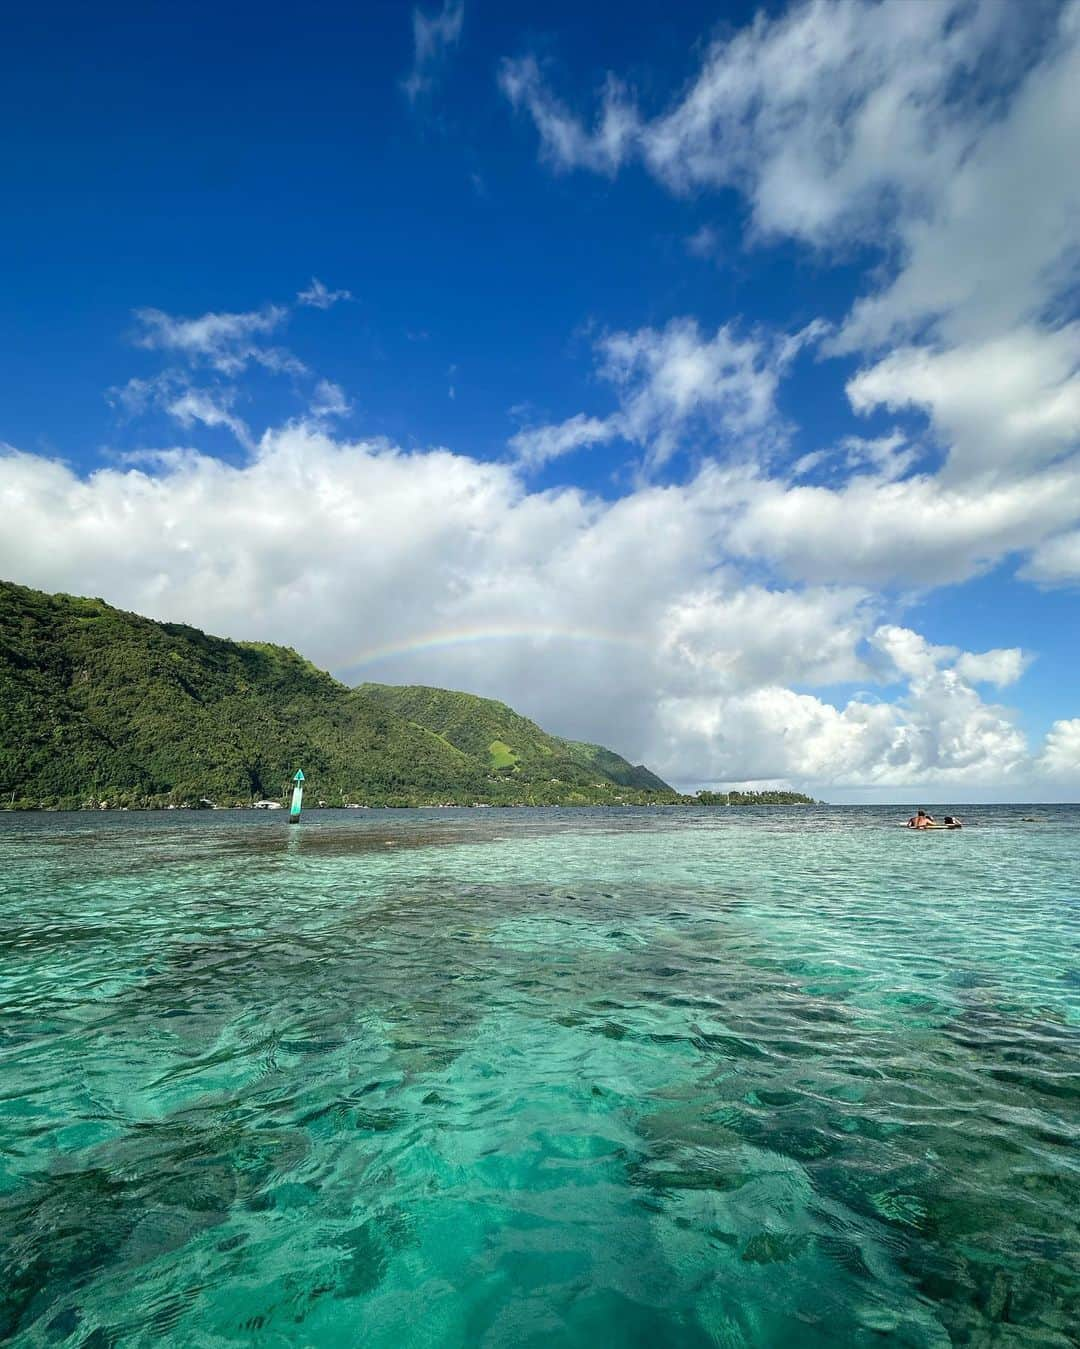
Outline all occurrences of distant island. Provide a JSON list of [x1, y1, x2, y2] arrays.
[[0, 580, 818, 811], [692, 790, 818, 806]]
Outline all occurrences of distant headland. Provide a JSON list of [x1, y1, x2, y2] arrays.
[[0, 580, 818, 812]]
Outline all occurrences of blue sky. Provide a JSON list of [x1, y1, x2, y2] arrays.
[[2, 0, 1078, 799]]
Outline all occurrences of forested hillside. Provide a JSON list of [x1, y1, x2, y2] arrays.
[[358, 683, 672, 792], [0, 581, 677, 808]]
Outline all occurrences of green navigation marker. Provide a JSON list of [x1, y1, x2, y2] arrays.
[[289, 769, 305, 824]]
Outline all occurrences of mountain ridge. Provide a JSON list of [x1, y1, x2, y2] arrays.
[[357, 683, 672, 793], [0, 580, 678, 809]]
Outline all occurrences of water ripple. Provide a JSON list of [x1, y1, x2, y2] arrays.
[[1, 806, 1078, 1346]]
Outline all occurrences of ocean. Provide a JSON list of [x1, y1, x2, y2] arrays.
[[1, 806, 1077, 1346]]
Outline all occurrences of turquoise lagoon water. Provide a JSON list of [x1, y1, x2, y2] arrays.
[[1, 806, 1077, 1347]]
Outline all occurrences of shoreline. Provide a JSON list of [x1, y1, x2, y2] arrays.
[[0, 798, 822, 814]]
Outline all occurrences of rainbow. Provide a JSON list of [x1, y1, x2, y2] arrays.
[[338, 623, 645, 673]]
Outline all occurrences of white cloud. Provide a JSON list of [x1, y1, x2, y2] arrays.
[[511, 446, 1080, 594], [2, 430, 1070, 794], [116, 292, 359, 442], [132, 305, 303, 376], [655, 672, 1029, 789], [106, 373, 252, 448], [717, 460, 1080, 586], [309, 380, 351, 420], [509, 414, 617, 468], [165, 389, 253, 450], [872, 624, 956, 680], [1020, 529, 1080, 585], [954, 647, 1032, 688], [511, 318, 799, 476], [1038, 718, 1080, 778], [500, 55, 638, 175], [657, 584, 873, 692], [871, 624, 1030, 688], [838, 4, 1080, 350], [402, 0, 464, 102], [847, 325, 1080, 481], [840, 431, 916, 481], [296, 278, 352, 309], [501, 1, 1080, 528], [599, 319, 791, 469], [501, 0, 1031, 237], [106, 371, 181, 416]]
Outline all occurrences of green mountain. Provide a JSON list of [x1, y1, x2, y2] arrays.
[[359, 683, 672, 793], [0, 580, 677, 809]]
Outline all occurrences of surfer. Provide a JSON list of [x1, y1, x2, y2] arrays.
[[943, 816, 963, 829], [907, 809, 934, 829]]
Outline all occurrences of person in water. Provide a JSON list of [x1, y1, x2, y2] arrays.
[[907, 809, 934, 829], [943, 815, 963, 829]]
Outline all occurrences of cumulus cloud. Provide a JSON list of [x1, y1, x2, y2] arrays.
[[1038, 718, 1080, 778], [512, 445, 1080, 593], [1020, 529, 1080, 585], [954, 648, 1032, 688], [837, 4, 1080, 351], [657, 584, 874, 692], [2, 429, 1069, 794], [872, 624, 955, 680], [656, 674, 1028, 789], [872, 624, 1030, 687], [847, 324, 1080, 481], [716, 459, 1080, 587], [402, 1, 464, 102]]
